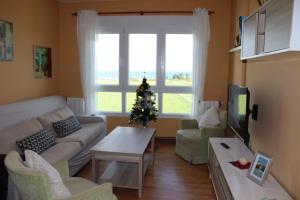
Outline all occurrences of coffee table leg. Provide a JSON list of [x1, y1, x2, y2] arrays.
[[138, 156, 144, 198], [151, 135, 155, 167], [92, 155, 99, 183]]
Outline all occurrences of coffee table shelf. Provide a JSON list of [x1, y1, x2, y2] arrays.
[[98, 152, 152, 189], [91, 127, 155, 198]]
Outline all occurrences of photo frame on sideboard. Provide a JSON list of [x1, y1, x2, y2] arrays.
[[247, 151, 272, 186]]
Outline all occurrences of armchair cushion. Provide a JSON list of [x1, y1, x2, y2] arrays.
[[177, 129, 202, 142], [52, 160, 69, 181], [24, 150, 71, 199], [197, 106, 220, 128], [64, 177, 99, 195], [63, 181, 117, 200], [180, 119, 198, 129]]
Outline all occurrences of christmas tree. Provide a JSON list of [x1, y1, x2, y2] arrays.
[[129, 77, 158, 128]]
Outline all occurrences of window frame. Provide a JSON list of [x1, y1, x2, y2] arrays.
[[95, 27, 194, 118]]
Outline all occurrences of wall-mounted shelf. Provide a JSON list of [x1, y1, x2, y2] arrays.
[[229, 46, 241, 53], [241, 0, 300, 60]]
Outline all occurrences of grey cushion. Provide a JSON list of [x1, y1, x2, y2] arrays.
[[0, 118, 43, 154], [76, 115, 106, 124], [38, 106, 74, 131], [16, 129, 57, 154], [56, 123, 104, 148], [41, 142, 82, 164]]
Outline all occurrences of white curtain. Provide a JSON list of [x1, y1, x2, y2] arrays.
[[77, 10, 98, 115], [192, 8, 211, 117]]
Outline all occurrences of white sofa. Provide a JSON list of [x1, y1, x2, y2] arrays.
[[0, 96, 107, 200]]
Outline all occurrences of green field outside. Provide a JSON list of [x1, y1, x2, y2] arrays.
[[96, 92, 122, 112], [162, 93, 192, 114], [96, 79, 192, 114], [125, 93, 159, 112], [96, 79, 191, 87]]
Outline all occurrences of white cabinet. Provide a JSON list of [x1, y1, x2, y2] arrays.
[[208, 138, 293, 200], [264, 0, 293, 52], [241, 14, 258, 58], [241, 0, 300, 59]]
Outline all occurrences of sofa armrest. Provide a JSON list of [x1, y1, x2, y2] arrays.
[[52, 160, 69, 181], [181, 119, 198, 129], [76, 115, 106, 124], [60, 183, 115, 200]]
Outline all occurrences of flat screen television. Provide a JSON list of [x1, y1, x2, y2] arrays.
[[227, 85, 250, 146]]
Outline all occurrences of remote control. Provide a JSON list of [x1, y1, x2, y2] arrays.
[[220, 142, 230, 149]]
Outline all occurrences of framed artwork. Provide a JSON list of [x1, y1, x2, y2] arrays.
[[33, 46, 52, 79], [247, 151, 272, 186], [0, 20, 13, 61]]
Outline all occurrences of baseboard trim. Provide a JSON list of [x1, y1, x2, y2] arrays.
[[155, 136, 176, 143]]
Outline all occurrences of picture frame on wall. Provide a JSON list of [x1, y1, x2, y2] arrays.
[[33, 46, 52, 79], [247, 151, 273, 186], [0, 20, 13, 61]]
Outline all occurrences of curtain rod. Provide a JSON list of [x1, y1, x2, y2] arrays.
[[71, 10, 215, 16]]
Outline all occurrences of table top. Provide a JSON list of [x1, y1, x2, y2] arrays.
[[91, 126, 155, 157]]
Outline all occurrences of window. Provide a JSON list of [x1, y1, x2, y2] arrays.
[[162, 93, 192, 114], [96, 92, 122, 112], [95, 34, 119, 85], [94, 16, 194, 117], [165, 34, 193, 87], [129, 34, 157, 85], [162, 34, 193, 115]]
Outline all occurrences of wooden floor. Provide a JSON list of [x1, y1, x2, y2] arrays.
[[77, 141, 216, 200]]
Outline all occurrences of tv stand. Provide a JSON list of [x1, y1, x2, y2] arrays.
[[208, 138, 292, 200]]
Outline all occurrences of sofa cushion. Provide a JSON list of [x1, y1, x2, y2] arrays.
[[56, 123, 104, 148], [0, 118, 43, 154], [54, 106, 74, 119], [53, 116, 82, 138], [41, 142, 82, 164], [16, 129, 57, 154], [38, 106, 74, 131]]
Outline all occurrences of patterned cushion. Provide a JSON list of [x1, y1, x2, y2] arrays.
[[52, 116, 82, 138], [16, 129, 57, 154]]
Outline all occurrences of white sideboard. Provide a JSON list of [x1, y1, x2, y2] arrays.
[[208, 138, 293, 200], [241, 0, 300, 60]]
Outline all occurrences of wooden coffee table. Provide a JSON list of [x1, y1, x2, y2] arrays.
[[90, 126, 155, 198]]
